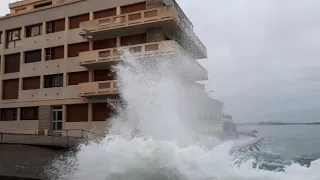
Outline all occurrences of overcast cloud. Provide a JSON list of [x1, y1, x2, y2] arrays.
[[1, 0, 320, 122]]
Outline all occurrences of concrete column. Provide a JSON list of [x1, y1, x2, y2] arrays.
[[40, 75, 44, 88], [41, 48, 45, 61], [0, 54, 4, 75], [62, 105, 67, 123], [64, 45, 68, 59], [38, 106, 52, 135], [21, 27, 25, 40], [42, 22, 46, 35], [88, 103, 93, 122], [19, 77, 23, 92], [20, 51, 24, 65], [116, 36, 121, 47], [89, 70, 94, 82], [19, 52, 23, 92], [116, 7, 121, 15], [64, 17, 69, 62], [146, 0, 164, 9], [0, 56, 2, 99], [89, 12, 94, 20], [63, 72, 67, 87], [1, 32, 5, 49], [146, 27, 165, 42], [17, 108, 21, 122], [89, 41, 93, 51], [65, 17, 69, 30]]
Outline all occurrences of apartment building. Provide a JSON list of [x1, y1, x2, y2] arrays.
[[0, 0, 207, 137]]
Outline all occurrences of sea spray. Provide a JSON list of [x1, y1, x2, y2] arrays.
[[49, 53, 320, 180]]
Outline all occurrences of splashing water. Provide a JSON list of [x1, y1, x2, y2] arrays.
[[51, 52, 320, 180]]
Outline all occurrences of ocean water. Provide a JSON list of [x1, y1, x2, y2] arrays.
[[48, 53, 320, 180], [238, 125, 320, 167]]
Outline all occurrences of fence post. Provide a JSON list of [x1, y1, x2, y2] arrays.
[[66, 130, 69, 146], [52, 134, 54, 145]]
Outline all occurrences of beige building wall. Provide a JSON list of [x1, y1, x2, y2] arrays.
[[0, 0, 207, 137]]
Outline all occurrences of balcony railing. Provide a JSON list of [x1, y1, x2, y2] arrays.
[[79, 40, 208, 81], [80, 6, 174, 33], [78, 80, 119, 97], [79, 5, 207, 58], [79, 41, 178, 67], [79, 47, 120, 67]]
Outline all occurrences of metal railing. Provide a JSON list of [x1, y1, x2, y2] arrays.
[[239, 132, 258, 138], [78, 80, 119, 96], [0, 129, 105, 147], [79, 5, 206, 57]]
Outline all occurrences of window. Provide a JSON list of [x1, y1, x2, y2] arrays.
[[25, 49, 42, 63], [67, 104, 88, 122], [94, 8, 116, 19], [121, 2, 146, 14], [69, 14, 89, 29], [93, 103, 114, 121], [93, 38, 117, 50], [121, 33, 146, 46], [4, 53, 20, 74], [21, 107, 39, 120], [34, 1, 52, 9], [44, 74, 63, 88], [68, 42, 89, 57], [94, 69, 116, 82], [23, 76, 40, 90], [6, 28, 22, 48], [26, 24, 42, 37], [7, 29, 21, 41], [45, 46, 64, 60], [52, 108, 63, 131], [2, 79, 19, 100], [46, 19, 65, 34], [0, 31, 2, 43], [68, 71, 89, 85], [0, 108, 17, 121], [16, 7, 26, 13]]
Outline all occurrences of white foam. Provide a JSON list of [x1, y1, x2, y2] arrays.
[[52, 53, 320, 180]]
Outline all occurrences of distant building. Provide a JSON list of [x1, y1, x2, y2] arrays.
[[221, 113, 239, 139], [192, 97, 224, 136]]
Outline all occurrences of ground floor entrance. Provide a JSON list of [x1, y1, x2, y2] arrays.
[[52, 107, 63, 132]]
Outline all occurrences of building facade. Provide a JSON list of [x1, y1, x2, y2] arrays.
[[192, 97, 224, 136], [0, 0, 207, 137]]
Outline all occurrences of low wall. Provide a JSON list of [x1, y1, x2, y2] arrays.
[[0, 120, 39, 135]]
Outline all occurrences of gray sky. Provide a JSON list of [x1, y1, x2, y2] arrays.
[[1, 0, 320, 122]]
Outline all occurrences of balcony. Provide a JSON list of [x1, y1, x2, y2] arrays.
[[79, 40, 208, 81], [78, 80, 119, 97], [79, 6, 207, 59], [79, 47, 120, 68], [79, 41, 178, 68]]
